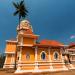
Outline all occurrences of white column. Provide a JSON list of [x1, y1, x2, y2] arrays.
[[35, 46, 37, 61], [19, 47, 22, 62], [60, 48, 64, 62], [10, 54, 15, 68], [34, 46, 38, 70], [13, 54, 15, 66], [17, 47, 22, 70], [48, 47, 51, 61], [21, 37, 23, 45], [48, 47, 53, 70]]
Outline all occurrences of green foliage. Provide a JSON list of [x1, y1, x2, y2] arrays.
[[13, 0, 28, 20]]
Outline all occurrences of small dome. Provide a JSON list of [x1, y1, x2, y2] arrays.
[[17, 20, 33, 32]]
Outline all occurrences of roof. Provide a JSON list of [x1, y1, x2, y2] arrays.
[[34, 39, 64, 47], [40, 39, 63, 46], [69, 42, 75, 46], [66, 49, 75, 51], [67, 42, 75, 51], [6, 39, 17, 43]]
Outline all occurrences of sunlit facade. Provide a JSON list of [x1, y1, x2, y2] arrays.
[[3, 20, 75, 74]]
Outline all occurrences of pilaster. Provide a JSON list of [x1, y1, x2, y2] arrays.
[[17, 47, 22, 70], [34, 46, 38, 70], [48, 47, 53, 70]]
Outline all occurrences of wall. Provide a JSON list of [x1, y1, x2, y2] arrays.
[[23, 37, 35, 45], [5, 42, 16, 52]]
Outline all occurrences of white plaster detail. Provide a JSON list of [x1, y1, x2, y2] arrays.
[[66, 49, 75, 51], [34, 46, 38, 70], [20, 37, 23, 45], [69, 64, 75, 69], [5, 52, 15, 54], [53, 51, 59, 60], [17, 47, 22, 70], [48, 47, 53, 70], [15, 68, 68, 74], [40, 51, 46, 60], [70, 54, 75, 55], [18, 44, 33, 47], [6, 40, 17, 43]]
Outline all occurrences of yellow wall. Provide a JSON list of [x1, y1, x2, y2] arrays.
[[5, 42, 16, 52], [21, 47, 62, 62], [50, 48, 61, 61], [37, 47, 49, 61], [21, 47, 35, 62], [23, 37, 35, 45], [37, 47, 61, 61], [5, 54, 12, 64]]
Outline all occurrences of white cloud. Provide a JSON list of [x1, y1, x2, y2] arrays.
[[70, 35, 75, 39]]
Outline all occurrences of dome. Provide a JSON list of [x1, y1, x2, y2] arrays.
[[17, 20, 33, 32]]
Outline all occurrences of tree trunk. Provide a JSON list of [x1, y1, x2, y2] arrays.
[[14, 15, 21, 70]]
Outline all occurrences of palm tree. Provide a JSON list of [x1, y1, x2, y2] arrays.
[[13, 0, 28, 30], [13, 0, 28, 70]]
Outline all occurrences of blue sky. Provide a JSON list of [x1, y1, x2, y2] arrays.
[[0, 0, 75, 53]]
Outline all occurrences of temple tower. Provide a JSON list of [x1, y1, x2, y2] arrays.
[[16, 20, 39, 71]]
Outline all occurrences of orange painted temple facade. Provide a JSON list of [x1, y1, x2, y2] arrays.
[[3, 20, 75, 74]]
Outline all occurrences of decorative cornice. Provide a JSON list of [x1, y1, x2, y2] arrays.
[[6, 40, 17, 43], [5, 52, 15, 54], [17, 44, 33, 47]]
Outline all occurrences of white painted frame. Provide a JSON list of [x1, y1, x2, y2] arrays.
[[53, 51, 59, 61], [40, 51, 46, 60]]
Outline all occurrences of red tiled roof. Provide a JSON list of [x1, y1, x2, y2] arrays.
[[39, 39, 63, 47], [68, 42, 75, 49], [69, 42, 75, 46]]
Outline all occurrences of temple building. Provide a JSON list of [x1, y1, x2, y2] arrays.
[[3, 20, 75, 74]]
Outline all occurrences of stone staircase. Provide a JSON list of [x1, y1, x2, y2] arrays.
[[65, 64, 75, 69]]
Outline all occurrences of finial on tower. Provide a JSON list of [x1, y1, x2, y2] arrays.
[[17, 20, 33, 32]]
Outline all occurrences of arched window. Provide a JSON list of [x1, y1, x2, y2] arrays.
[[41, 51, 46, 60], [53, 51, 59, 60], [26, 52, 30, 60]]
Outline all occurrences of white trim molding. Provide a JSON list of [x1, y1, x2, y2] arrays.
[[18, 44, 33, 47], [5, 52, 15, 54], [40, 51, 46, 60], [34, 46, 38, 70], [6, 40, 17, 43], [67, 49, 75, 51], [53, 51, 59, 61], [48, 47, 53, 70]]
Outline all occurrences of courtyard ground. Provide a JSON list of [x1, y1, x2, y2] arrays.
[[0, 69, 75, 75]]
